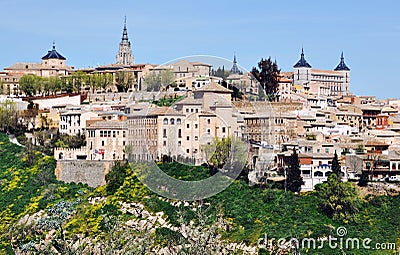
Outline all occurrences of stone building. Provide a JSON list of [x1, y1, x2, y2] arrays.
[[1, 43, 73, 95], [86, 119, 128, 161], [59, 106, 99, 135], [124, 82, 242, 165], [293, 49, 351, 97]]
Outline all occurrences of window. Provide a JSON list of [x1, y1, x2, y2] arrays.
[[170, 118, 175, 125], [194, 136, 198, 141], [178, 141, 181, 146], [123, 131, 126, 138], [187, 124, 190, 128], [101, 141, 105, 146], [178, 129, 182, 138], [325, 148, 329, 153], [186, 136, 190, 141], [222, 127, 226, 133], [163, 141, 166, 146], [100, 131, 104, 137], [195, 109, 198, 113], [177, 118, 181, 124], [314, 171, 323, 177], [207, 129, 210, 134], [113, 131, 116, 138], [163, 129, 167, 138], [207, 119, 211, 124], [186, 149, 190, 153], [195, 124, 198, 128], [163, 118, 168, 125]]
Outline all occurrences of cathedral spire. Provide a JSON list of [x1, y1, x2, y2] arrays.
[[122, 16, 129, 43], [230, 53, 240, 74], [116, 17, 134, 65]]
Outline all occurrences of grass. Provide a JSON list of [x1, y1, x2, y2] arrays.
[[0, 133, 399, 254]]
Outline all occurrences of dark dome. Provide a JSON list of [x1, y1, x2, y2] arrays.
[[42, 44, 66, 60]]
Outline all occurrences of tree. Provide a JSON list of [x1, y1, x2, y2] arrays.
[[202, 137, 231, 172], [358, 171, 369, 187], [160, 69, 175, 88], [0, 80, 4, 95], [211, 66, 229, 79], [286, 149, 304, 193], [331, 151, 342, 181], [144, 72, 162, 92], [315, 174, 360, 223], [0, 100, 18, 133], [19, 74, 40, 96], [105, 161, 128, 195], [251, 57, 280, 101], [69, 71, 87, 93], [355, 144, 365, 153], [346, 154, 363, 175], [60, 76, 73, 93], [93, 73, 113, 92], [115, 71, 134, 92]]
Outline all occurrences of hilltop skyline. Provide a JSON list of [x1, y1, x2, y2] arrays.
[[1, 0, 400, 98]]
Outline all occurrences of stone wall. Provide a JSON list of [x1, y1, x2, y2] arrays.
[[55, 160, 114, 187]]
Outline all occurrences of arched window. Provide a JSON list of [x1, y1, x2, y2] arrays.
[[177, 118, 181, 124], [325, 171, 332, 177], [163, 118, 168, 125], [170, 118, 175, 125]]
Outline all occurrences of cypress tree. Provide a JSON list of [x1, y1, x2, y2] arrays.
[[286, 149, 304, 193], [331, 151, 342, 181]]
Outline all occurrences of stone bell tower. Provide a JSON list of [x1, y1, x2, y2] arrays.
[[116, 16, 134, 65]]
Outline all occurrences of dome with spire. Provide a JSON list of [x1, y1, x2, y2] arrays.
[[42, 43, 66, 60], [334, 52, 350, 71], [293, 48, 311, 68]]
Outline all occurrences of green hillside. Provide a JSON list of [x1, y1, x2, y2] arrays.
[[0, 132, 399, 254]]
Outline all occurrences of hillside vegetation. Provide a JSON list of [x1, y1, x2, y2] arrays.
[[0, 132, 399, 254]]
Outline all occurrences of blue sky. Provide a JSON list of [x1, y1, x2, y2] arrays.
[[1, 0, 399, 98]]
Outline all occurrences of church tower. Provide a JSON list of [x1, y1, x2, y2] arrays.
[[293, 48, 312, 86], [230, 53, 240, 74], [116, 17, 134, 65], [334, 52, 351, 95]]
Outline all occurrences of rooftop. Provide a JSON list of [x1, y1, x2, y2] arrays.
[[293, 48, 312, 68], [42, 43, 66, 60], [195, 81, 232, 93]]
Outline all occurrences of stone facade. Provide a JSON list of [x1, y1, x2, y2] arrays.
[[116, 18, 134, 65], [293, 49, 351, 97], [55, 160, 113, 187]]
